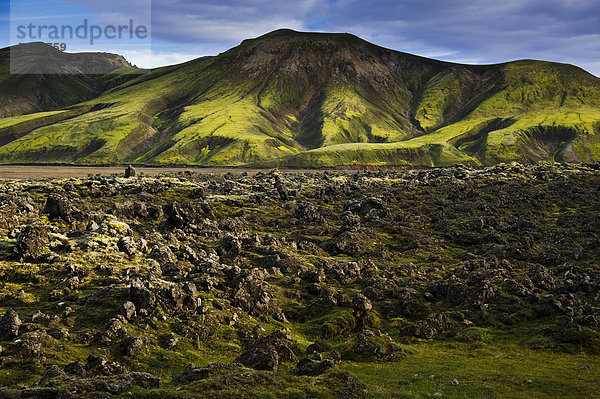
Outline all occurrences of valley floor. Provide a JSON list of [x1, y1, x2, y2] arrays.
[[0, 166, 327, 180]]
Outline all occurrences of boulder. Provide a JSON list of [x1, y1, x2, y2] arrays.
[[33, 370, 159, 396], [19, 387, 69, 398], [149, 245, 176, 264], [85, 355, 127, 376], [125, 165, 136, 178], [129, 280, 155, 310], [42, 195, 74, 222], [173, 362, 244, 384], [275, 179, 289, 201], [163, 201, 213, 228], [0, 308, 21, 340], [121, 336, 143, 356], [324, 229, 372, 256], [533, 295, 563, 316], [221, 233, 242, 256], [235, 331, 298, 371], [172, 364, 210, 384], [352, 293, 373, 313], [119, 301, 136, 320], [406, 314, 455, 339], [39, 365, 67, 387], [160, 333, 178, 348], [117, 236, 138, 256], [233, 280, 275, 316], [64, 361, 88, 377], [293, 357, 335, 376], [350, 330, 400, 360], [14, 223, 49, 260], [306, 339, 332, 355], [292, 202, 323, 224], [16, 330, 54, 358], [101, 317, 127, 344], [128, 372, 159, 389]]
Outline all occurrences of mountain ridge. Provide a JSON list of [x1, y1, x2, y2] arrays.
[[0, 43, 141, 118], [0, 29, 599, 167]]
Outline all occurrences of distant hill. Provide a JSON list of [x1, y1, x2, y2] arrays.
[[0, 43, 140, 119], [0, 30, 599, 167]]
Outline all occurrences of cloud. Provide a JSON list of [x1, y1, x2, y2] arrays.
[[307, 0, 600, 74], [149, 0, 316, 47], [120, 48, 200, 68], [139, 0, 600, 75]]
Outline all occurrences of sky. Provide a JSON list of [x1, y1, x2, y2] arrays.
[[0, 0, 599, 76]]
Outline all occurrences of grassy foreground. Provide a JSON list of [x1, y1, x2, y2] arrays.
[[344, 343, 600, 398], [0, 163, 598, 398]]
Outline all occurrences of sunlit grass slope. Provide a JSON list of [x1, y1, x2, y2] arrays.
[[0, 30, 599, 166]]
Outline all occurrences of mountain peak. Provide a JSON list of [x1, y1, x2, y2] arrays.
[[257, 28, 304, 37], [7, 42, 135, 74], [247, 28, 373, 48], [228, 28, 450, 77], [0, 32, 599, 167], [256, 28, 358, 39]]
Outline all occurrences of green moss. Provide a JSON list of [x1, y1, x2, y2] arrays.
[[456, 327, 490, 343], [320, 310, 357, 338]]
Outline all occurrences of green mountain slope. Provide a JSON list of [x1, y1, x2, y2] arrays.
[[1, 30, 599, 166]]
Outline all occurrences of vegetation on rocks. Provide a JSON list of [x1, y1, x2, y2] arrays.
[[0, 163, 598, 397]]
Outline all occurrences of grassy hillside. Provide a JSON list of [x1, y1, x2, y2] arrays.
[[0, 31, 599, 166]]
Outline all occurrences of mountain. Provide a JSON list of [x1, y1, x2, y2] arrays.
[[0, 43, 140, 118], [0, 30, 599, 166]]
